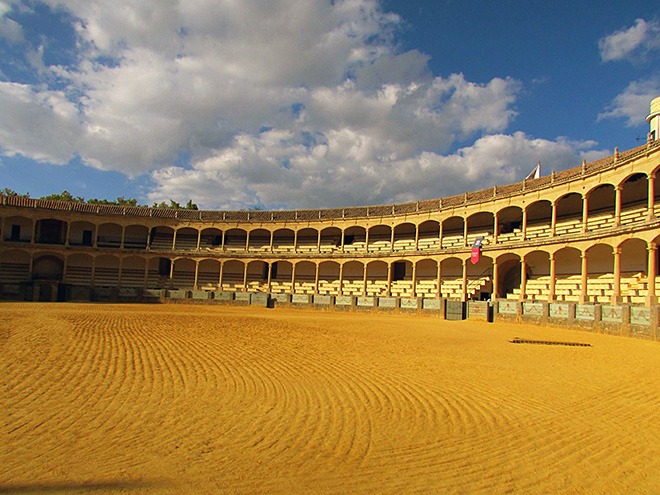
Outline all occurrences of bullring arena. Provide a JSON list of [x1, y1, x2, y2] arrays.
[[2, 99, 660, 493]]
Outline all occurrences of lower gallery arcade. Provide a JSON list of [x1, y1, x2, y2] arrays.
[[1, 235, 658, 305]]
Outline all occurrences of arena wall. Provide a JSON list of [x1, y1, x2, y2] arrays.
[[2, 139, 660, 338]]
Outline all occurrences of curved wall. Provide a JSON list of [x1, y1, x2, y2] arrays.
[[2, 141, 660, 305]]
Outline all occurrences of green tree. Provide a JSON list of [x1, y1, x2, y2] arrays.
[[1, 188, 30, 198], [40, 190, 85, 202]]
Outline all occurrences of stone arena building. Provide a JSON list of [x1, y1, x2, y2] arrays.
[[2, 97, 660, 337]]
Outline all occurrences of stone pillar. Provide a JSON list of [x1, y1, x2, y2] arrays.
[[338, 263, 344, 295], [365, 228, 370, 253], [193, 260, 199, 289], [522, 208, 528, 241], [267, 262, 273, 293], [551, 201, 557, 237], [245, 230, 250, 252], [172, 229, 177, 251], [493, 215, 499, 244], [414, 226, 420, 251], [362, 264, 368, 296], [519, 259, 527, 301], [463, 220, 468, 247], [390, 228, 395, 252], [439, 222, 444, 249], [119, 226, 126, 249], [196, 229, 201, 251], [492, 258, 499, 299], [242, 262, 248, 291], [612, 247, 621, 304], [614, 185, 622, 226], [580, 252, 588, 303], [62, 256, 69, 284], [436, 261, 442, 299], [221, 230, 226, 251], [549, 253, 556, 302], [218, 261, 224, 289], [31, 219, 37, 244], [461, 258, 468, 302], [64, 222, 70, 247], [648, 173, 656, 220], [314, 263, 320, 295], [582, 195, 589, 233], [411, 262, 417, 298], [291, 263, 297, 293], [316, 231, 321, 253], [387, 262, 393, 297], [169, 259, 175, 289], [648, 244, 657, 305]]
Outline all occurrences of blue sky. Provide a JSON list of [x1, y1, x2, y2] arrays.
[[0, 0, 659, 209]]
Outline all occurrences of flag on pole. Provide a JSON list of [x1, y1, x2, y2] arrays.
[[471, 237, 483, 265], [525, 162, 541, 180]]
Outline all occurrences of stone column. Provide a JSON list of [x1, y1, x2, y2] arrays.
[[612, 247, 621, 304], [614, 185, 622, 227], [242, 262, 248, 291], [648, 173, 656, 220], [338, 263, 344, 295], [172, 229, 177, 251], [267, 262, 273, 293], [461, 258, 468, 302], [411, 261, 417, 298], [519, 258, 527, 301], [221, 230, 226, 251], [119, 226, 126, 249], [31, 219, 37, 244], [463, 220, 468, 247], [365, 228, 370, 253], [414, 226, 420, 251], [549, 253, 556, 302], [316, 231, 321, 253], [387, 262, 393, 297], [522, 208, 528, 240], [196, 229, 201, 251], [62, 256, 69, 284], [436, 261, 442, 299], [493, 215, 499, 244], [245, 230, 250, 252], [492, 258, 499, 299], [64, 222, 70, 247], [580, 252, 588, 303], [143, 260, 150, 289], [551, 201, 557, 237], [582, 195, 589, 233], [218, 261, 224, 289], [648, 244, 657, 305], [390, 228, 395, 252], [314, 263, 320, 295], [193, 260, 199, 289], [169, 259, 175, 289], [362, 264, 368, 296], [291, 263, 297, 294], [90, 256, 96, 287], [439, 222, 444, 249]]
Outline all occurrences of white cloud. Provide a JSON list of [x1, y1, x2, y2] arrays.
[[0, 0, 575, 210], [598, 76, 660, 126], [148, 129, 607, 210], [0, 1, 23, 42], [599, 18, 660, 62]]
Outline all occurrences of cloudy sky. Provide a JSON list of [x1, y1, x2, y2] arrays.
[[0, 0, 659, 209]]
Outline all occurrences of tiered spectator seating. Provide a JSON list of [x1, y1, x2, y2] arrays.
[[270, 280, 293, 293], [97, 236, 121, 248], [123, 237, 148, 249], [224, 238, 247, 252], [171, 269, 195, 289], [297, 236, 319, 253], [0, 262, 30, 282], [392, 235, 414, 252], [370, 235, 393, 252], [554, 217, 582, 236], [174, 234, 198, 251], [272, 240, 295, 253], [120, 269, 145, 287], [94, 267, 119, 286], [365, 278, 388, 296], [441, 276, 490, 299], [343, 240, 367, 253], [293, 276, 316, 294], [318, 279, 341, 295], [64, 266, 91, 285], [417, 236, 440, 250], [341, 279, 363, 296], [415, 279, 438, 298], [619, 203, 647, 226], [221, 273, 243, 291], [524, 222, 552, 240], [150, 233, 174, 250], [197, 271, 220, 288], [441, 232, 464, 248], [319, 240, 341, 254], [247, 235, 271, 252], [497, 229, 523, 243]]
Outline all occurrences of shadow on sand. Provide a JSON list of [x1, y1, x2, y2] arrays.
[[0, 479, 167, 493]]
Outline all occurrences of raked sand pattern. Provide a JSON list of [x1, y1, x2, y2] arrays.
[[2, 303, 660, 494]]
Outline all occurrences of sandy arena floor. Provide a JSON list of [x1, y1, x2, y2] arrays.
[[1, 303, 659, 494]]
